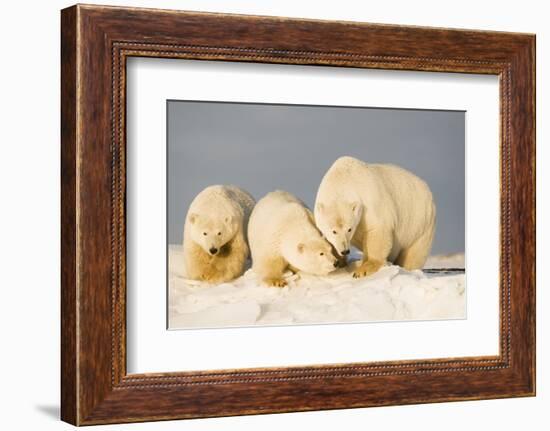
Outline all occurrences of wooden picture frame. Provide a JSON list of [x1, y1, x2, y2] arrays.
[[61, 4, 535, 425]]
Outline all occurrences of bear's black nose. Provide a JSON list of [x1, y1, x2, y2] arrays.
[[341, 249, 350, 256], [209, 247, 218, 255], [333, 261, 338, 268]]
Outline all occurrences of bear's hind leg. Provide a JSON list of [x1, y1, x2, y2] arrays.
[[396, 227, 435, 270]]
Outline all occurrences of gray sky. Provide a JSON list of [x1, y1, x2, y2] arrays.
[[168, 101, 464, 254]]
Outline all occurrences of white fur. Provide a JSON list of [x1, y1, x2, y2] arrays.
[[183, 185, 255, 282], [248, 191, 337, 286], [314, 156, 436, 273]]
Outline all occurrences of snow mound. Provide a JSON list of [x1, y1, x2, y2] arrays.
[[168, 245, 465, 329]]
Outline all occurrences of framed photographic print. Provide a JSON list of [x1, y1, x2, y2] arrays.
[[61, 4, 536, 425], [164, 99, 466, 330]]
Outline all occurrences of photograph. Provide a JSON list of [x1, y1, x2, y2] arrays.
[[167, 100, 466, 329]]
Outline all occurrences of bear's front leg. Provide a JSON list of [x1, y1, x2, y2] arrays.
[[353, 259, 384, 278], [353, 227, 392, 278], [183, 241, 213, 281], [254, 256, 288, 288], [263, 277, 287, 287], [200, 265, 226, 283]]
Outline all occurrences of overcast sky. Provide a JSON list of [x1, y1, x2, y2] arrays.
[[167, 101, 465, 255]]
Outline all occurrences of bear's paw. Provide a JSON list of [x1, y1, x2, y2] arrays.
[[353, 259, 384, 278]]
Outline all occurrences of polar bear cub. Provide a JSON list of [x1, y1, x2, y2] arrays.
[[183, 185, 255, 283], [314, 156, 436, 277], [248, 190, 338, 287]]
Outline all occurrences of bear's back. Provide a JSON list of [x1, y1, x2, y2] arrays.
[[190, 185, 229, 209], [369, 164, 433, 208], [191, 185, 253, 217], [249, 190, 312, 246], [258, 190, 310, 221], [369, 164, 435, 244], [318, 156, 368, 198], [223, 185, 256, 219]]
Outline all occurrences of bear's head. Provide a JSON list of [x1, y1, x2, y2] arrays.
[[314, 201, 362, 257], [187, 212, 238, 256], [282, 233, 338, 275]]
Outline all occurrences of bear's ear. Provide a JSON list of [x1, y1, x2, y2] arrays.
[[297, 243, 305, 253], [224, 215, 233, 224], [188, 213, 198, 224], [350, 202, 361, 214]]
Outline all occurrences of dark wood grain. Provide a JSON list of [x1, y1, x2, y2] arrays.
[[60, 5, 77, 425], [61, 4, 536, 425]]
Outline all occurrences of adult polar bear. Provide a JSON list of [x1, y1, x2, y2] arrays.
[[183, 185, 255, 283], [314, 156, 436, 277]]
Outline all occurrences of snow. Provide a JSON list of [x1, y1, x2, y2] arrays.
[[168, 245, 465, 329]]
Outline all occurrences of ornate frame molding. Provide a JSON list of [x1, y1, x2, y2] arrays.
[[61, 5, 535, 425]]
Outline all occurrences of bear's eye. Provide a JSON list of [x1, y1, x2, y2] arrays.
[[348, 228, 352, 233], [319, 252, 324, 256], [203, 232, 207, 236], [217, 232, 221, 236], [332, 230, 337, 234]]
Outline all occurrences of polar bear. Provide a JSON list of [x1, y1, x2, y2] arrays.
[[183, 185, 256, 283], [248, 190, 338, 287], [314, 156, 436, 277]]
